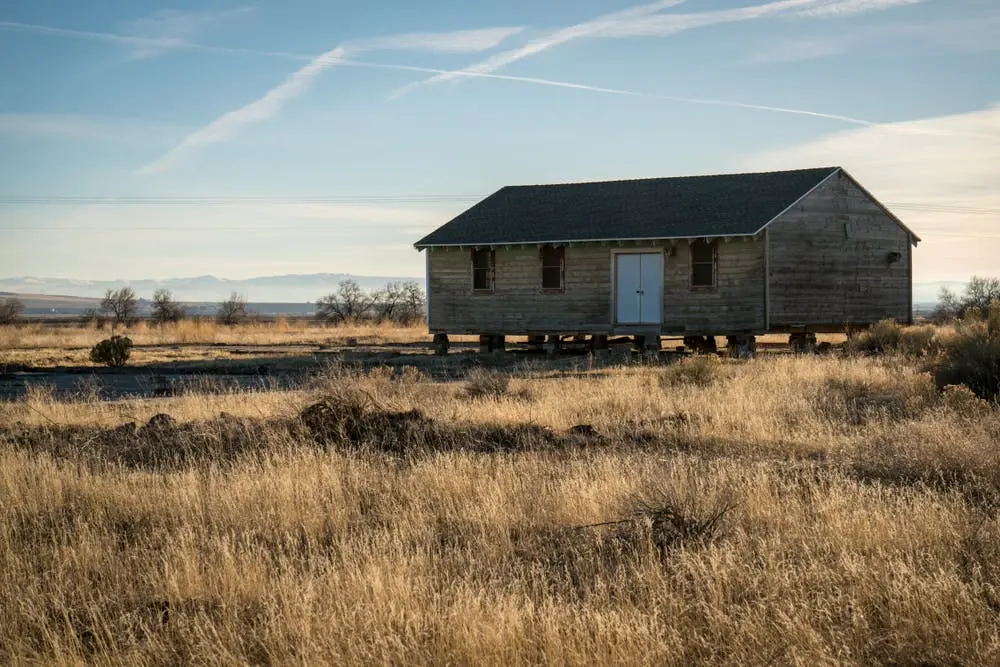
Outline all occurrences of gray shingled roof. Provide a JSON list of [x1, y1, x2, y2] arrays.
[[415, 167, 840, 248]]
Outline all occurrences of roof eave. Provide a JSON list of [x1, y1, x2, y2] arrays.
[[415, 232, 761, 250]]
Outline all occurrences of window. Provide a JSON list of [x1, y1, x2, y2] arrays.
[[691, 240, 717, 288], [471, 248, 494, 292], [541, 245, 565, 291]]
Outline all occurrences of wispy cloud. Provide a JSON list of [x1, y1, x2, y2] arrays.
[[738, 103, 1000, 279], [392, 0, 689, 97], [137, 46, 350, 175], [0, 113, 187, 144], [121, 6, 254, 59], [392, 0, 932, 98], [0, 20, 309, 60], [355, 27, 525, 54], [594, 0, 823, 38], [795, 0, 927, 18], [138, 27, 524, 175], [749, 7, 1000, 63], [594, 0, 928, 37]]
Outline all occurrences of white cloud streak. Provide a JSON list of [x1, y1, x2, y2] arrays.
[[795, 0, 928, 18], [355, 27, 525, 54], [137, 46, 350, 175], [0, 20, 310, 59], [138, 27, 524, 175], [393, 0, 689, 97], [0, 113, 187, 144], [595, 0, 928, 37], [122, 6, 254, 59], [392, 0, 931, 98]]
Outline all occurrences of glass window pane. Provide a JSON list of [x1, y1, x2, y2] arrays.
[[541, 246, 563, 267], [473, 268, 491, 290], [691, 242, 714, 263], [542, 266, 562, 289], [472, 249, 492, 270], [692, 263, 714, 286]]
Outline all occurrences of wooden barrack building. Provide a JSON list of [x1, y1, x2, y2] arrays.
[[414, 167, 920, 354]]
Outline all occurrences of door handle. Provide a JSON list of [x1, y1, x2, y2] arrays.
[[636, 290, 644, 295]]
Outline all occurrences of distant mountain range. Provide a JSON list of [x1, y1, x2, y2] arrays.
[[0, 273, 421, 304]]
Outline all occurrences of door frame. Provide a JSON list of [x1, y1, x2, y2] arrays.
[[610, 247, 665, 327]]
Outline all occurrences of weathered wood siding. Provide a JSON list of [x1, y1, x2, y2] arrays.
[[660, 240, 766, 334], [767, 171, 912, 327], [426, 246, 612, 333], [426, 239, 767, 334]]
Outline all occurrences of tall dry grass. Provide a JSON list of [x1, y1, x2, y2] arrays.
[[2, 353, 1000, 664], [0, 319, 432, 351]]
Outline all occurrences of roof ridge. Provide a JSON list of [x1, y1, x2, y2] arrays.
[[504, 166, 840, 190]]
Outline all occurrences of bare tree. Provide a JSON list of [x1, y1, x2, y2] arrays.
[[372, 281, 405, 324], [964, 276, 1000, 315], [151, 288, 186, 324], [933, 276, 1000, 321], [217, 292, 248, 325], [316, 280, 375, 323], [100, 287, 138, 326], [0, 297, 25, 324], [396, 281, 426, 325]]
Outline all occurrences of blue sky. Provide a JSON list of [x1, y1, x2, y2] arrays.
[[1, 0, 997, 284]]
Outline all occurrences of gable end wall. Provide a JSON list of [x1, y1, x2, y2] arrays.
[[766, 171, 912, 328]]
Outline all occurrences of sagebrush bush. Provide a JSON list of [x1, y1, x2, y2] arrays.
[[933, 320, 1000, 401], [89, 335, 133, 367], [464, 369, 510, 399], [659, 355, 721, 388], [463, 368, 527, 401], [845, 319, 938, 358]]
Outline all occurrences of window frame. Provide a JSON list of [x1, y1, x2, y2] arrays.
[[471, 248, 495, 293], [690, 240, 718, 290], [540, 245, 566, 292]]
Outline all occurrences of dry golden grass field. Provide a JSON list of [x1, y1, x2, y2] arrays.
[[2, 320, 999, 665]]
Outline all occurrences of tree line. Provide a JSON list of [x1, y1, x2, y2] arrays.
[[0, 279, 425, 327]]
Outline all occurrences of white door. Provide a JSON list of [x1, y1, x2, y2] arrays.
[[640, 253, 663, 323], [615, 253, 662, 324]]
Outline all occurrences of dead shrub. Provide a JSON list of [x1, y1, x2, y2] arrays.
[[628, 486, 738, 551], [464, 369, 510, 399], [844, 320, 939, 358], [463, 369, 533, 401], [819, 374, 937, 426], [845, 319, 901, 355], [941, 384, 993, 419], [659, 355, 721, 388], [932, 318, 1000, 402], [898, 325, 940, 357], [573, 483, 738, 554]]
